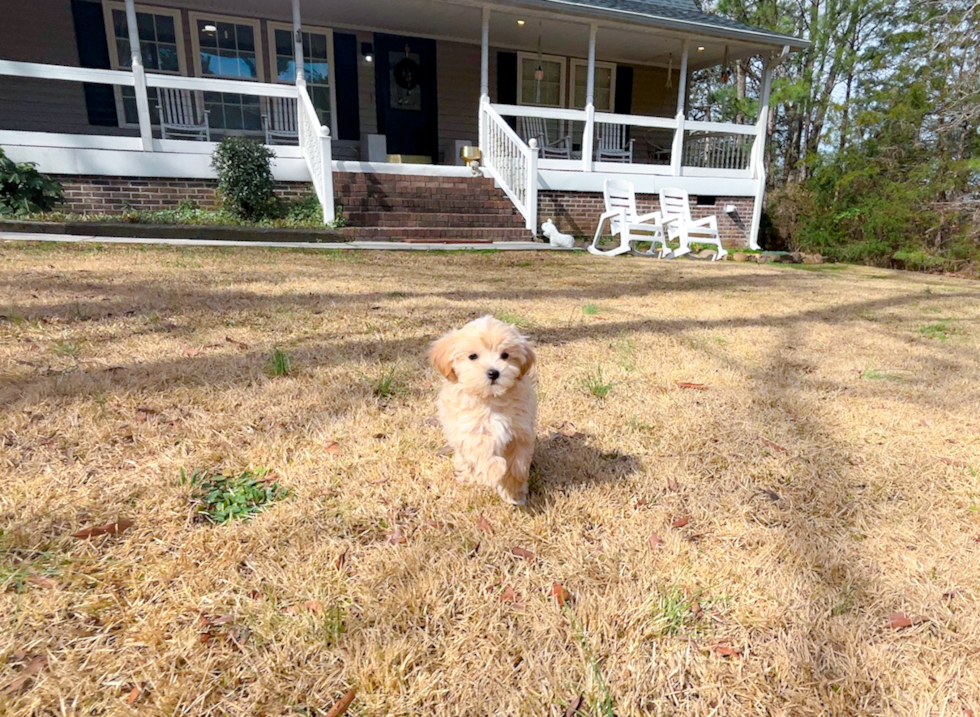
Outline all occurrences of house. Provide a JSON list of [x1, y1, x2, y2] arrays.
[[0, 0, 806, 245]]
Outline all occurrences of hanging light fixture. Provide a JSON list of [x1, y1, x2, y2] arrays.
[[721, 45, 731, 83]]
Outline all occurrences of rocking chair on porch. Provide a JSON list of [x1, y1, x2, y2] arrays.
[[156, 88, 210, 141], [594, 123, 634, 163], [517, 116, 572, 159], [262, 97, 298, 145], [589, 178, 668, 257]]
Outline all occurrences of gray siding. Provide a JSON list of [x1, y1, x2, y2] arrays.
[[0, 0, 98, 134], [436, 41, 480, 162]]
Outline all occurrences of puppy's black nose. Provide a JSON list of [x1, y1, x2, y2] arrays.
[[487, 368, 500, 382]]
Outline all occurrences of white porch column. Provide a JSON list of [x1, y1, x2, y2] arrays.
[[479, 6, 490, 152], [670, 39, 689, 176], [124, 0, 153, 151], [292, 0, 305, 86], [748, 54, 776, 250], [581, 22, 597, 172]]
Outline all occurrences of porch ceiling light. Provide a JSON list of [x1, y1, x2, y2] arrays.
[[517, 19, 525, 25], [361, 42, 374, 63], [697, 46, 705, 51]]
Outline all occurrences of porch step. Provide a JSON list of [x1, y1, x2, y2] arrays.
[[338, 226, 530, 242], [346, 211, 526, 228], [333, 171, 529, 240]]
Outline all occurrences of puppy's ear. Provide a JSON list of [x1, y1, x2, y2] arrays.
[[429, 332, 458, 381], [518, 343, 536, 379]]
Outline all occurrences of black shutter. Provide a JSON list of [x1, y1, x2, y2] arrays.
[[333, 32, 360, 141], [497, 51, 517, 130], [71, 0, 118, 127], [615, 65, 633, 115]]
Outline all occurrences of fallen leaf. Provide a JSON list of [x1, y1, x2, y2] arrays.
[[939, 457, 969, 468], [1, 655, 47, 695], [125, 685, 142, 706], [754, 489, 781, 502], [72, 518, 134, 539], [335, 548, 349, 570], [136, 406, 159, 415], [691, 603, 703, 619], [324, 440, 342, 455], [437, 444, 453, 456], [963, 708, 975, 717], [510, 546, 535, 560], [369, 477, 389, 485], [942, 590, 958, 600], [671, 517, 690, 529], [649, 533, 662, 549], [388, 527, 407, 545], [712, 645, 742, 658], [550, 581, 570, 607], [469, 541, 481, 557], [181, 346, 201, 357], [676, 381, 709, 390], [211, 615, 234, 626], [225, 336, 249, 349], [198, 631, 214, 643], [284, 605, 303, 614], [635, 497, 649, 507], [500, 586, 520, 603], [889, 611, 925, 629], [325, 687, 357, 717], [760, 436, 787, 452], [305, 600, 323, 613], [565, 695, 585, 717], [666, 477, 680, 492], [477, 514, 494, 534], [373, 433, 387, 440]]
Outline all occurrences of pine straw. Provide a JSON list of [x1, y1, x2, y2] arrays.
[[2, 243, 979, 717]]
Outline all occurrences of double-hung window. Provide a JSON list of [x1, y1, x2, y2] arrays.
[[189, 13, 264, 132], [103, 2, 185, 127], [268, 23, 337, 133], [570, 60, 616, 112]]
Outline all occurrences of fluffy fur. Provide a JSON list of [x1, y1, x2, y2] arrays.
[[429, 315, 537, 505]]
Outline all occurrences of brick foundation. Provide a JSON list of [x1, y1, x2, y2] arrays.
[[538, 191, 755, 248]]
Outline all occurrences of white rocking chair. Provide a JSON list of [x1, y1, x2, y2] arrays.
[[157, 88, 210, 141], [518, 116, 572, 159], [589, 178, 668, 257], [262, 97, 298, 145], [594, 123, 634, 163], [659, 187, 728, 261]]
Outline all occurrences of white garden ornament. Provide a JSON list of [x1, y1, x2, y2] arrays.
[[541, 219, 575, 248]]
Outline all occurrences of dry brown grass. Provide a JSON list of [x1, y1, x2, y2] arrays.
[[2, 243, 980, 717]]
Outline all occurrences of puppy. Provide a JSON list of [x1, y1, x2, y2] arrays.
[[429, 315, 537, 505]]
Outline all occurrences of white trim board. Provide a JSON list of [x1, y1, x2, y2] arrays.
[[537, 169, 757, 196]]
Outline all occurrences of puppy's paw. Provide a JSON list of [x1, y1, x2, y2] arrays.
[[496, 481, 528, 506]]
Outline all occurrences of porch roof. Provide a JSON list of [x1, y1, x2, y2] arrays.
[[491, 0, 807, 53]]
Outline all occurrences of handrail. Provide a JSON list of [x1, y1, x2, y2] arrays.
[[0, 59, 134, 86], [684, 119, 757, 135], [146, 73, 298, 99], [491, 103, 587, 122], [593, 111, 678, 131], [296, 85, 334, 223], [480, 101, 537, 232]]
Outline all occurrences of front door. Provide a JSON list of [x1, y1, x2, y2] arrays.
[[374, 34, 438, 162]]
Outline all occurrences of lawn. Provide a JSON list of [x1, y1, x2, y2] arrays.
[[1, 243, 979, 716]]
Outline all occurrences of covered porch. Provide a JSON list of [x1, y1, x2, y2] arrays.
[[0, 0, 804, 246]]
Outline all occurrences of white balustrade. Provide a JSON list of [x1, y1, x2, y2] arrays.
[[480, 101, 538, 231], [297, 87, 334, 224]]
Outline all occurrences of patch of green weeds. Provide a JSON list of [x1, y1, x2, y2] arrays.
[[181, 467, 289, 524], [918, 322, 961, 341], [373, 364, 401, 400], [583, 367, 614, 401], [53, 340, 82, 357], [492, 310, 531, 329], [267, 348, 291, 377], [583, 303, 600, 316], [860, 369, 905, 381]]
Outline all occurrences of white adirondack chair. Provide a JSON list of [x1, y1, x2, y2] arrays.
[[262, 97, 298, 145], [594, 123, 634, 163], [517, 116, 572, 159], [659, 187, 728, 261], [589, 178, 668, 257], [157, 88, 210, 141]]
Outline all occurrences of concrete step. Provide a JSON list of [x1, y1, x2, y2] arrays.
[[345, 211, 525, 228]]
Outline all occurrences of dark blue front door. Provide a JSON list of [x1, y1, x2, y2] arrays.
[[374, 34, 438, 161]]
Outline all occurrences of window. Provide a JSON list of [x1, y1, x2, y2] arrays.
[[570, 60, 616, 111], [268, 23, 336, 133], [517, 52, 566, 107], [103, 3, 185, 127], [189, 13, 264, 132]]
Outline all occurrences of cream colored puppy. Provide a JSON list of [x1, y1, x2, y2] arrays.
[[429, 315, 537, 505]]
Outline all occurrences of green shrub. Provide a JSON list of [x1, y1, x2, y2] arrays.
[[211, 138, 278, 220], [0, 148, 63, 216]]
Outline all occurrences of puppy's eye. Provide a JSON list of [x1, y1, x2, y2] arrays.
[[468, 353, 478, 361], [500, 352, 509, 360]]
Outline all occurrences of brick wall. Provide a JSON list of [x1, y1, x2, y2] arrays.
[[54, 176, 312, 214], [538, 191, 756, 248]]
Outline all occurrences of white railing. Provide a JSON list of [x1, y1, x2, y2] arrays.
[[297, 85, 334, 224], [480, 101, 538, 231], [0, 58, 334, 224], [490, 103, 760, 176]]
